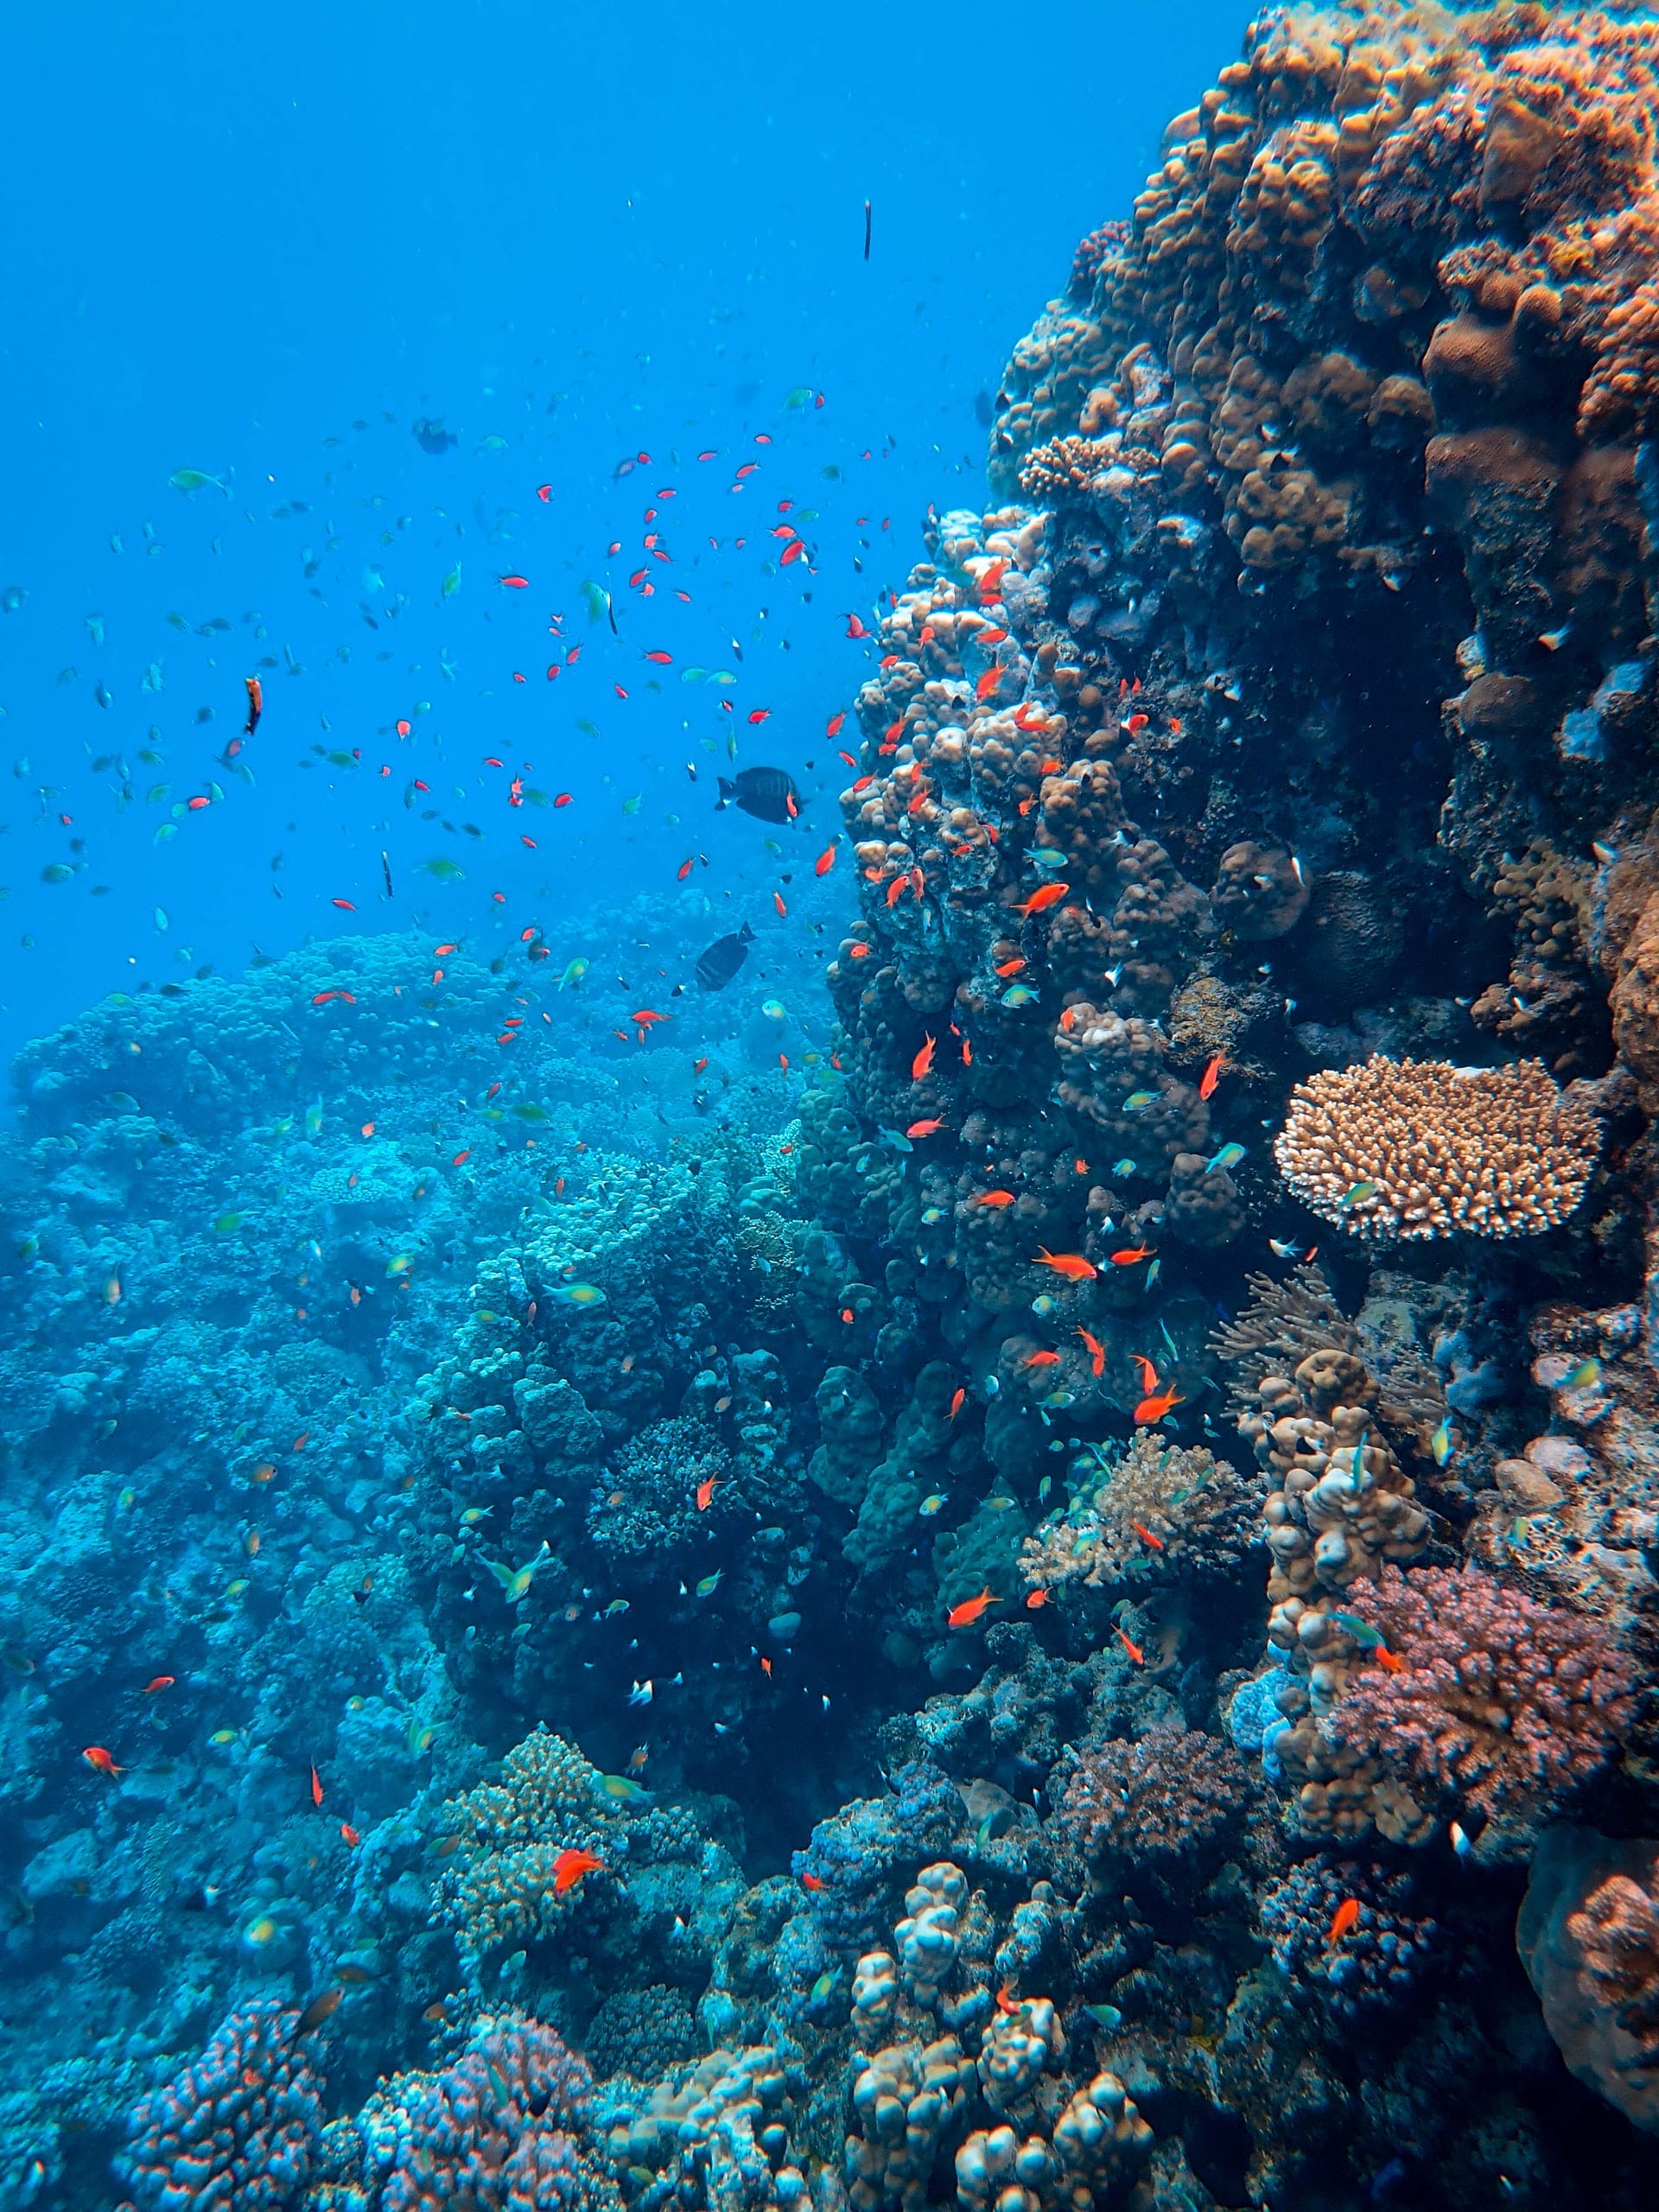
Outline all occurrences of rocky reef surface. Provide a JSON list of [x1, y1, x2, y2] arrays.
[[7, 4, 1659, 2208]]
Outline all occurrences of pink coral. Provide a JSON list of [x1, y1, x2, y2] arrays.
[[1058, 1723, 1251, 1872], [118, 1999, 323, 2211], [1330, 1565, 1635, 1827]]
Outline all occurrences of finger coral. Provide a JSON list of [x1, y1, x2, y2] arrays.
[[1274, 1057, 1600, 1238]]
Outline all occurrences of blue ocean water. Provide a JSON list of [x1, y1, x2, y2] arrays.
[[9, 4, 1659, 2209]]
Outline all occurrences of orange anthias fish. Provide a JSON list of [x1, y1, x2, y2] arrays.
[[1130, 1521, 1165, 1552], [801, 1871, 827, 1891], [1198, 1052, 1225, 1100], [1115, 1626, 1145, 1667], [632, 1008, 668, 1027], [1023, 1349, 1061, 1370], [340, 1822, 361, 1848], [1131, 1353, 1159, 1395], [1077, 1328, 1106, 1378], [696, 1474, 719, 1511], [1134, 1384, 1185, 1424], [141, 1675, 175, 1694], [1326, 1897, 1361, 1948], [244, 674, 263, 735], [553, 1847, 605, 1896], [949, 1388, 966, 1420], [976, 1191, 1016, 1209], [994, 956, 1027, 978], [310, 1764, 324, 1808], [83, 1745, 124, 1777], [947, 1586, 998, 1630], [906, 1118, 944, 1139], [1033, 1247, 1097, 1281], [1110, 1246, 1156, 1267], [1014, 881, 1069, 918], [912, 1034, 936, 1080], [1025, 1587, 1050, 1610], [995, 1976, 1020, 2014]]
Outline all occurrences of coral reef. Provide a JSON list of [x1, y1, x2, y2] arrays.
[[1519, 1826, 1659, 2134]]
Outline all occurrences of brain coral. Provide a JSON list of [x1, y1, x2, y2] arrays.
[[1274, 1057, 1599, 1237], [1329, 1565, 1636, 1833]]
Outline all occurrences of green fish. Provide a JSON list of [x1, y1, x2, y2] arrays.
[[1122, 1090, 1155, 1110], [549, 1283, 607, 1308], [442, 563, 462, 600], [1338, 1179, 1377, 1209], [1430, 1417, 1453, 1468], [680, 666, 709, 685], [1327, 1610, 1388, 1649], [918, 1493, 948, 1516], [213, 1211, 245, 1235], [603, 1598, 631, 1617], [580, 580, 609, 623], [597, 1773, 651, 1802], [810, 1968, 839, 2001], [305, 1101, 324, 1137], [696, 1571, 723, 1596], [153, 906, 168, 932], [41, 862, 74, 884], [985, 1495, 1017, 1511], [475, 433, 508, 454], [709, 670, 738, 686], [1001, 984, 1039, 1007], [576, 718, 601, 740], [1562, 1358, 1601, 1389], [556, 957, 588, 989], [784, 385, 814, 409], [621, 795, 643, 815], [168, 468, 227, 496], [416, 857, 466, 881], [1205, 1142, 1246, 1173], [1084, 2004, 1123, 2030], [486, 2061, 512, 2105], [512, 1103, 550, 1123], [483, 1544, 552, 1603]]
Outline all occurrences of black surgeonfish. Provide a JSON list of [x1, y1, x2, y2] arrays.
[[696, 922, 755, 991], [715, 767, 799, 824]]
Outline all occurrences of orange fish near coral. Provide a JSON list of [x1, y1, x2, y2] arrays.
[[801, 1871, 827, 1891], [1130, 1521, 1165, 1552], [1077, 1328, 1106, 1378], [310, 1764, 324, 1808], [949, 1388, 966, 1420], [1134, 1384, 1185, 1424], [1326, 1897, 1361, 1948], [696, 1474, 718, 1512], [912, 1034, 936, 1081], [340, 1822, 361, 1848], [976, 1191, 1016, 1209], [1014, 881, 1069, 918], [1025, 1587, 1049, 1610], [1375, 1644, 1406, 1675], [1131, 1354, 1159, 1395], [906, 1118, 944, 1139], [947, 1586, 997, 1630], [1115, 1627, 1145, 1667], [82, 1745, 124, 1777], [1110, 1246, 1156, 1267], [1198, 1052, 1224, 1100], [1023, 1349, 1061, 1370], [1033, 1248, 1096, 1281], [553, 1847, 605, 1896]]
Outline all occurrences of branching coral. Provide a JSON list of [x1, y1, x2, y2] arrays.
[[1018, 1433, 1263, 1592], [1017, 437, 1116, 501], [438, 1731, 615, 1974], [1329, 1566, 1635, 1833], [1057, 1724, 1251, 1873], [1274, 1058, 1601, 1238]]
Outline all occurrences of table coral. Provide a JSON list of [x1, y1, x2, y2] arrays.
[[1328, 1565, 1636, 1837], [117, 1999, 324, 2211], [1274, 1057, 1601, 1238]]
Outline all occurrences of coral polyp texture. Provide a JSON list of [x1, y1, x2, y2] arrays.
[[1274, 1057, 1601, 1238], [117, 1999, 323, 2211]]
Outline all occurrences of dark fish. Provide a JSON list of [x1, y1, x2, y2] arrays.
[[716, 767, 798, 825], [863, 199, 872, 260], [411, 418, 456, 455], [696, 922, 755, 992], [974, 391, 994, 429], [290, 1986, 344, 2038]]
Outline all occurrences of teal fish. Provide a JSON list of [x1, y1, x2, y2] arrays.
[[213, 1211, 245, 1235], [305, 1100, 324, 1137], [1027, 848, 1069, 873], [442, 563, 462, 600], [1113, 1157, 1137, 1175], [1327, 1610, 1388, 1649], [1084, 2004, 1123, 2030], [486, 2060, 512, 2105], [1562, 1358, 1601, 1389], [483, 1546, 551, 1603], [416, 857, 466, 881], [984, 1495, 1017, 1511], [1430, 1418, 1452, 1468], [1338, 1179, 1377, 1209], [597, 1773, 651, 1803], [549, 1283, 607, 1307], [168, 467, 227, 495], [695, 1571, 722, 1597], [918, 1493, 948, 1516], [1122, 1090, 1155, 1109], [1001, 984, 1039, 1007], [556, 957, 589, 989], [602, 1598, 631, 1617], [1205, 1142, 1246, 1173], [810, 1967, 839, 2000], [1037, 1475, 1052, 1503], [621, 795, 643, 815], [580, 580, 609, 623]]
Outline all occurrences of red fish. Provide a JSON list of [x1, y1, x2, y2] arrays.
[[1023, 1349, 1061, 1369], [844, 614, 870, 639], [83, 1745, 124, 1777], [1033, 1248, 1096, 1281], [773, 891, 787, 918], [975, 666, 1000, 702], [1131, 1354, 1158, 1394], [696, 1474, 718, 1511], [780, 540, 805, 566], [1077, 1328, 1106, 1378], [1025, 1587, 1050, 1609], [452, 1150, 472, 1166], [644, 650, 674, 664], [677, 858, 695, 881], [1115, 1626, 1144, 1666], [886, 875, 909, 908], [340, 1822, 361, 1847], [827, 711, 847, 737], [978, 559, 1007, 603], [537, 484, 551, 501], [906, 1118, 944, 1139], [553, 1847, 605, 1896], [1198, 1053, 1224, 1100], [142, 1675, 175, 1694], [1110, 1246, 1156, 1266], [949, 1387, 966, 1420], [995, 957, 1027, 978], [976, 1191, 1016, 1209], [554, 792, 574, 807], [499, 575, 531, 588], [244, 675, 263, 735], [947, 1586, 997, 1630], [801, 1871, 827, 1891], [1133, 1384, 1185, 1424], [1015, 881, 1068, 918], [912, 1034, 936, 1081], [816, 846, 836, 876], [1326, 1897, 1361, 1947], [632, 1008, 668, 1027], [310, 1764, 324, 1808], [1130, 1521, 1165, 1551]]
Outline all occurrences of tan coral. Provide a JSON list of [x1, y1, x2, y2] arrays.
[[1274, 1056, 1600, 1237]]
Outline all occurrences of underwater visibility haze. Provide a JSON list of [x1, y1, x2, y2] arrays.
[[6, 2, 1659, 2206]]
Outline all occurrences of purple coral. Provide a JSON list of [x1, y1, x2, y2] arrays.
[[1330, 1565, 1635, 1826], [1057, 1724, 1251, 1872], [358, 2010, 602, 2212], [1258, 1858, 1440, 2023], [117, 1999, 323, 2211]]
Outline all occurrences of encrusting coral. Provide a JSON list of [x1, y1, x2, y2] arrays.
[[1274, 1057, 1602, 1238]]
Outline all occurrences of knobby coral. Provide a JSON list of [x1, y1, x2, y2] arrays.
[[117, 1999, 323, 2211]]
